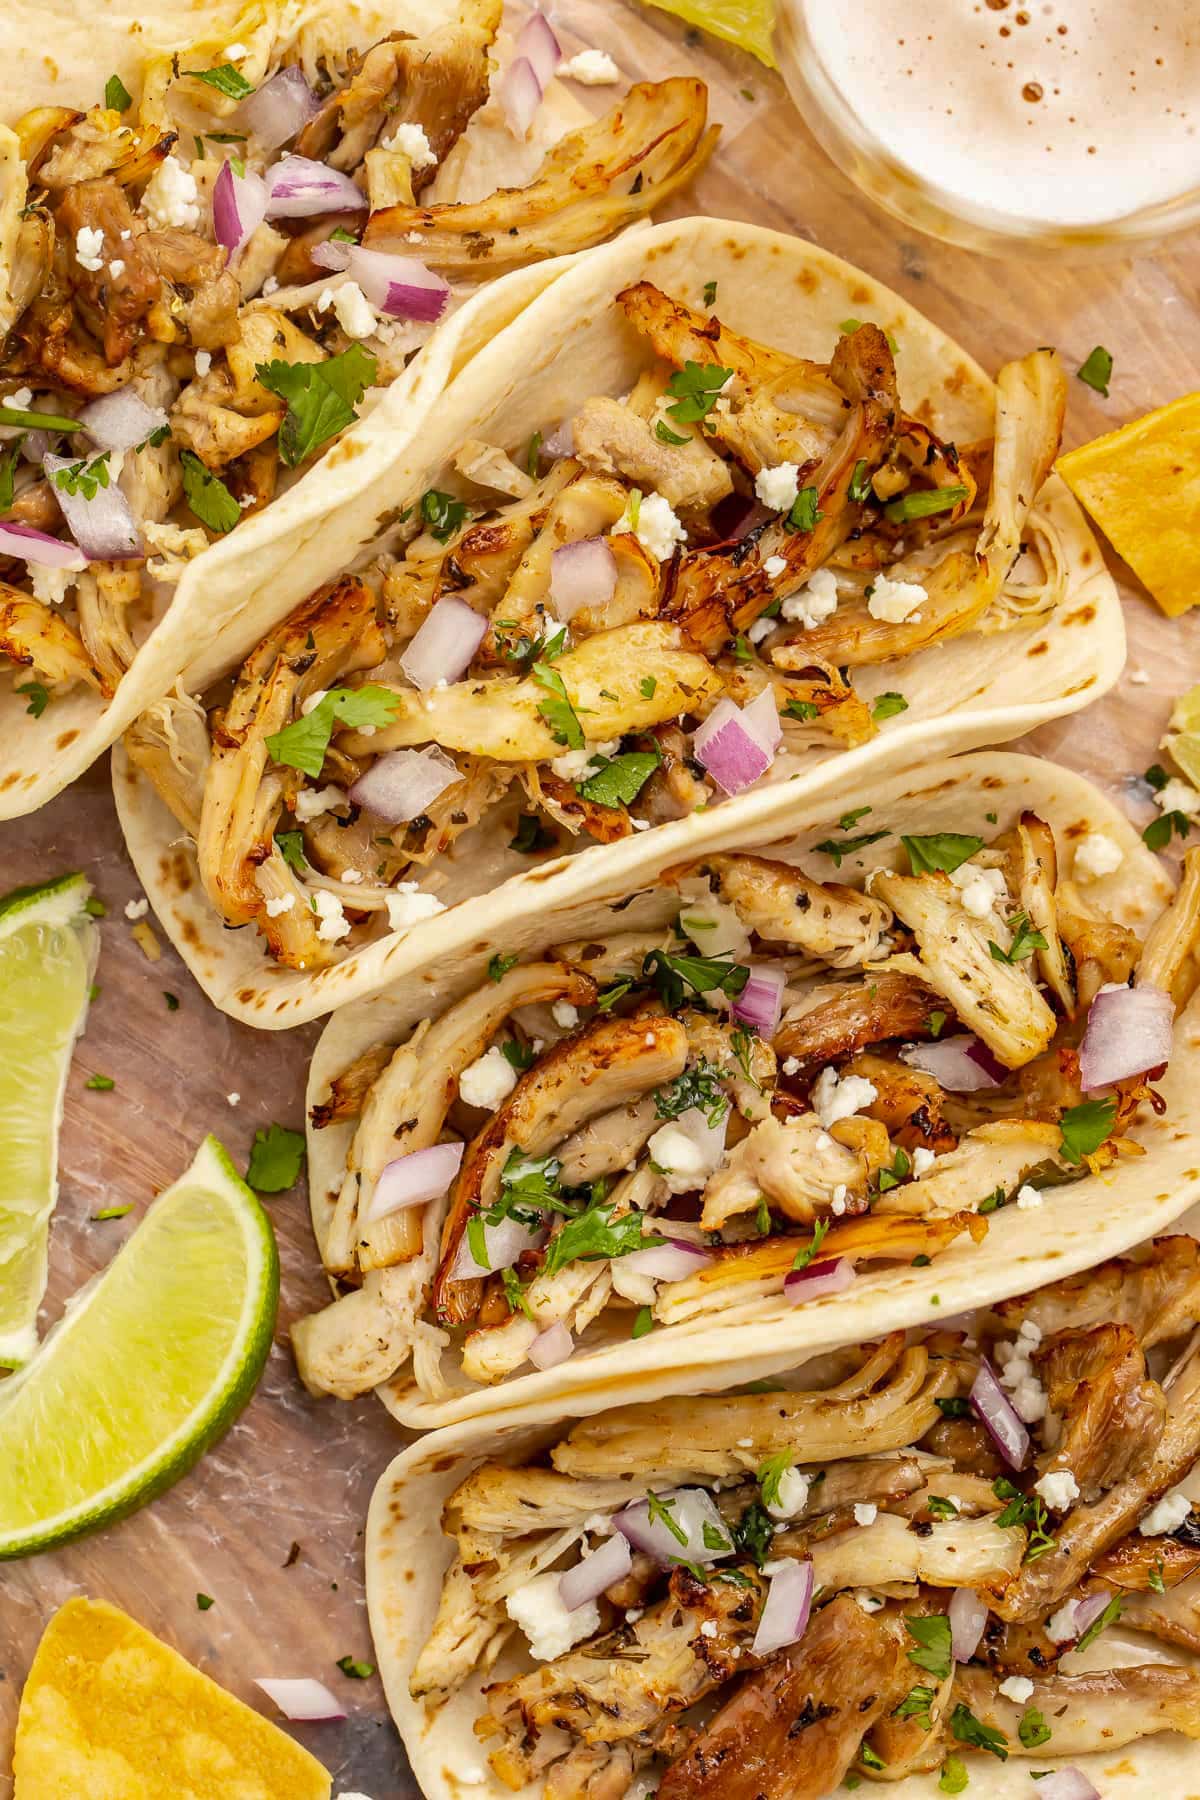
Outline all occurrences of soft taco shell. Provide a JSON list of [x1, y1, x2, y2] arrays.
[[113, 215, 1125, 1026], [303, 750, 1200, 1432]]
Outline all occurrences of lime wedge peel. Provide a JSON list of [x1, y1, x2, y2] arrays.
[[640, 0, 777, 67], [0, 872, 97, 1369], [0, 1135, 279, 1559], [1164, 682, 1200, 790]]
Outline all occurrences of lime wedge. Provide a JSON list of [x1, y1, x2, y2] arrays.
[[0, 872, 97, 1369], [639, 0, 776, 66], [0, 1136, 278, 1558], [1164, 683, 1200, 790]]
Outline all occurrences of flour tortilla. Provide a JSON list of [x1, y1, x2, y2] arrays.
[[303, 750, 1200, 1433], [0, 7, 589, 819], [114, 214, 1126, 1026], [366, 1337, 1200, 1800]]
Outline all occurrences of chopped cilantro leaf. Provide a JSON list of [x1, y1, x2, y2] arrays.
[[185, 63, 255, 99], [163, 991, 180, 1012], [926, 1495, 959, 1519], [902, 832, 984, 875], [92, 1204, 131, 1220], [938, 1756, 969, 1794], [16, 680, 49, 718], [655, 419, 691, 446], [180, 449, 241, 534], [1144, 810, 1193, 852], [927, 1010, 947, 1037], [654, 1059, 729, 1128], [1059, 1097, 1118, 1164], [274, 828, 308, 874], [640, 675, 657, 698], [702, 280, 718, 306], [988, 910, 1048, 964], [646, 1489, 687, 1545], [784, 485, 822, 534], [872, 691, 908, 721], [756, 1449, 795, 1508], [544, 1203, 658, 1276], [904, 1613, 952, 1680], [894, 1684, 936, 1730], [255, 344, 378, 466], [86, 1074, 115, 1091], [949, 1702, 1008, 1760], [578, 749, 660, 808], [785, 697, 820, 721], [643, 947, 750, 1009], [665, 361, 733, 424], [1076, 345, 1113, 396], [814, 829, 889, 867], [1075, 1592, 1121, 1652], [488, 952, 519, 983], [420, 487, 471, 541], [335, 1654, 374, 1679], [105, 73, 133, 111], [733, 1499, 774, 1566], [1017, 1706, 1051, 1748], [632, 1305, 654, 1339], [246, 1122, 306, 1192], [501, 1266, 534, 1320], [266, 684, 399, 778], [792, 1217, 830, 1270], [196, 1592, 214, 1610], [883, 485, 969, 524], [501, 1039, 535, 1073], [532, 661, 584, 750]]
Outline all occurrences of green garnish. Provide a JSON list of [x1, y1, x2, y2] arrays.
[[532, 662, 584, 750], [938, 1756, 969, 1794], [335, 1655, 375, 1679], [266, 685, 399, 778], [655, 419, 691, 446], [52, 452, 111, 500], [1017, 1707, 1051, 1749], [875, 1147, 911, 1193], [988, 910, 1048, 964], [274, 829, 308, 874], [488, 952, 519, 982], [1059, 1097, 1118, 1165], [646, 1490, 687, 1546], [255, 344, 378, 467], [0, 438, 22, 515], [926, 1495, 959, 1519], [791, 1217, 830, 1270], [632, 1306, 654, 1339], [927, 1010, 947, 1037], [16, 680, 49, 718], [814, 830, 889, 867], [1149, 1559, 1166, 1594], [246, 1123, 306, 1193], [784, 698, 820, 721], [784, 485, 823, 534], [640, 675, 657, 698], [1075, 1592, 1121, 1652], [949, 1702, 1008, 1760], [643, 947, 750, 1008], [596, 976, 633, 1010], [185, 63, 255, 99], [577, 749, 660, 809], [509, 813, 553, 854], [654, 1059, 729, 1128], [872, 691, 908, 721], [85, 1074, 115, 1091], [544, 1203, 658, 1277], [839, 805, 872, 829], [84, 897, 107, 918], [848, 458, 872, 503], [92, 1204, 131, 1220], [904, 1613, 952, 1680], [525, 429, 543, 476], [664, 361, 733, 424], [902, 832, 984, 875], [0, 404, 81, 433], [1076, 345, 1113, 397], [180, 449, 241, 534], [702, 280, 718, 306], [501, 1039, 535, 1073], [733, 1498, 774, 1566], [500, 1267, 533, 1321], [883, 485, 969, 524], [163, 991, 180, 1012], [894, 1684, 936, 1730], [1144, 810, 1193, 852], [418, 486, 471, 541], [196, 1592, 215, 1610], [105, 73, 133, 111], [756, 1449, 795, 1508]]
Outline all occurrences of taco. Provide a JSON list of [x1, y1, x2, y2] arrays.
[[292, 750, 1200, 1431], [0, 3, 715, 817], [112, 216, 1124, 1026], [368, 1231, 1200, 1799]]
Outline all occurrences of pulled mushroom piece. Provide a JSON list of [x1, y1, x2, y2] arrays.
[[1034, 1323, 1168, 1503]]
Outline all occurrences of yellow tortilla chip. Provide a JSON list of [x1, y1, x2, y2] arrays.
[[14, 1597, 332, 1800], [1056, 391, 1200, 617]]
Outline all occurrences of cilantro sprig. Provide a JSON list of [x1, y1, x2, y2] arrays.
[[533, 662, 584, 750], [664, 361, 733, 424], [256, 345, 377, 467], [1059, 1097, 1118, 1165], [267, 685, 400, 778], [246, 1122, 306, 1192], [902, 832, 984, 875], [181, 450, 241, 534], [577, 748, 660, 808]]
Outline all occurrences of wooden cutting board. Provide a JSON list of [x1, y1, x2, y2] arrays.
[[2, 4, 1199, 1795]]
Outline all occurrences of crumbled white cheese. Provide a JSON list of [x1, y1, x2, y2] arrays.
[[810, 1065, 878, 1129], [763, 553, 788, 579], [141, 155, 201, 230], [312, 889, 351, 943], [293, 784, 347, 822], [747, 615, 775, 645], [29, 565, 74, 606], [614, 492, 687, 562], [911, 1146, 935, 1177], [340, 869, 364, 884], [696, 1617, 719, 1639], [853, 1502, 878, 1527], [194, 349, 213, 377], [385, 882, 446, 928], [459, 1046, 519, 1110], [226, 1091, 240, 1106], [780, 566, 839, 630], [264, 894, 296, 917], [382, 121, 437, 169], [558, 48, 620, 83], [782, 1056, 800, 1077], [1128, 667, 1151, 686], [831, 1183, 847, 1216], [4, 387, 32, 410], [108, 259, 125, 279], [1046, 1601, 1082, 1643], [1157, 777, 1200, 817], [866, 571, 927, 623], [123, 897, 149, 920], [996, 1319, 1047, 1424], [1139, 1491, 1193, 1537], [949, 860, 1007, 919], [754, 462, 799, 512], [1016, 1183, 1043, 1210], [998, 1675, 1035, 1703], [507, 1572, 600, 1662], [331, 280, 377, 341], [261, 274, 279, 295], [552, 1001, 580, 1029], [765, 1467, 812, 1522], [646, 1120, 713, 1195], [550, 739, 618, 782], [1034, 1469, 1080, 1511], [1073, 831, 1124, 880], [74, 226, 105, 272]]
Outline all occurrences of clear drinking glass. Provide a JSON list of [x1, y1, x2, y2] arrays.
[[773, 0, 1200, 259]]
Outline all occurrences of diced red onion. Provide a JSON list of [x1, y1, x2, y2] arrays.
[[1027, 1773, 1100, 1800], [615, 1487, 731, 1565], [78, 388, 169, 455], [692, 698, 776, 797], [559, 1530, 632, 1611], [1079, 981, 1174, 1091], [549, 538, 618, 620], [731, 964, 785, 1038], [528, 1319, 574, 1370], [310, 239, 353, 274], [451, 1214, 546, 1280], [1070, 1589, 1113, 1640], [348, 747, 459, 823], [265, 155, 368, 219], [399, 596, 487, 689], [949, 1584, 988, 1662], [19, 430, 52, 463], [212, 160, 269, 257], [43, 452, 141, 561], [970, 1358, 1030, 1470], [238, 65, 321, 150], [311, 243, 448, 321], [362, 1142, 464, 1223], [499, 56, 544, 137], [622, 1237, 713, 1282], [752, 1558, 814, 1657], [0, 519, 86, 570], [543, 417, 575, 459], [783, 1256, 856, 1305], [518, 11, 562, 86], [254, 1677, 346, 1720], [741, 684, 781, 751], [901, 1034, 1006, 1092], [709, 491, 768, 544]]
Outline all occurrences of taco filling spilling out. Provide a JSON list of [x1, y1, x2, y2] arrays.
[[126, 286, 1068, 971], [401, 1236, 1200, 1797], [292, 808, 1200, 1406], [0, 4, 713, 714]]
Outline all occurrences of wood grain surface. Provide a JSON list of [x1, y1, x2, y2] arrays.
[[2, 3, 1199, 1795]]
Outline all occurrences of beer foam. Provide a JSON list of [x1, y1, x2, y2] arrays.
[[801, 0, 1200, 227]]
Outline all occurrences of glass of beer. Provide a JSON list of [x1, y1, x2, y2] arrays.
[[774, 0, 1200, 257]]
